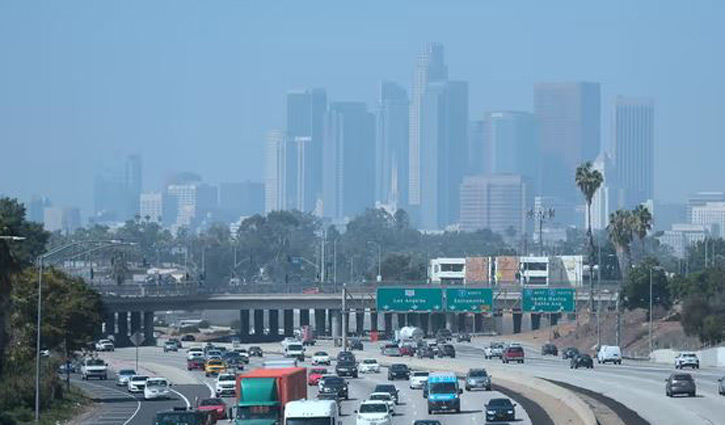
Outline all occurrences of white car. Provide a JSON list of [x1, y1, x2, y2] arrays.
[[284, 343, 305, 359], [187, 351, 204, 362], [367, 392, 396, 414], [312, 351, 331, 365], [409, 371, 429, 389], [597, 345, 622, 365], [484, 343, 504, 360], [144, 378, 170, 400], [359, 359, 380, 374], [215, 372, 237, 397], [281, 337, 298, 348], [95, 339, 115, 352], [675, 353, 700, 369], [356, 400, 392, 425], [81, 358, 108, 380], [127, 375, 149, 393], [116, 369, 136, 386]]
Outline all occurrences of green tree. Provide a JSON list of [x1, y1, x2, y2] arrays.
[[575, 161, 604, 312], [0, 198, 49, 376], [620, 259, 670, 312], [631, 204, 653, 262], [607, 209, 635, 279]]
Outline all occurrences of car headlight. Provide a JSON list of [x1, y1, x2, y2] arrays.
[[507, 410, 514, 414], [487, 410, 496, 414]]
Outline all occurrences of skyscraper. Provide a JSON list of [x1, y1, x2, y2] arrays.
[[286, 89, 327, 212], [534, 82, 600, 201], [418, 80, 469, 230], [166, 182, 217, 229], [93, 154, 143, 222], [481, 111, 538, 189], [43, 206, 81, 234], [265, 130, 287, 213], [459, 174, 531, 235], [590, 152, 616, 230], [219, 181, 264, 219], [614, 97, 654, 208], [376, 81, 409, 207], [409, 43, 448, 207], [322, 102, 376, 220]]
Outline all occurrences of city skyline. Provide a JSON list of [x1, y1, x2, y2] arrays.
[[2, 1, 723, 216]]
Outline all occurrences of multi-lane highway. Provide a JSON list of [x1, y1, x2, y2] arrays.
[[83, 343, 535, 425], [76, 338, 725, 425]]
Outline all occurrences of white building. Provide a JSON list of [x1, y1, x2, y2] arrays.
[[43, 206, 80, 235], [166, 183, 217, 229], [140, 192, 164, 224], [428, 258, 465, 285], [659, 223, 710, 258], [691, 202, 725, 237], [590, 152, 617, 231], [519, 256, 549, 285]]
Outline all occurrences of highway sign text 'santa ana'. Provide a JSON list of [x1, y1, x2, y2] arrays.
[[377, 288, 444, 312], [522, 288, 575, 313], [445, 288, 493, 312]]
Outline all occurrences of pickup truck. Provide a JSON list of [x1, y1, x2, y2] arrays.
[[95, 339, 115, 352], [484, 343, 504, 360], [502, 345, 525, 364], [81, 358, 108, 380]]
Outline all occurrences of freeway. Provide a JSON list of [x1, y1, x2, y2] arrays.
[[89, 344, 535, 425], [455, 339, 725, 425]]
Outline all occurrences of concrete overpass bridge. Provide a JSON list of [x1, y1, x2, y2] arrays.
[[98, 283, 620, 346]]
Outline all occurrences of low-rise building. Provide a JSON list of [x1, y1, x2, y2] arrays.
[[428, 255, 584, 286]]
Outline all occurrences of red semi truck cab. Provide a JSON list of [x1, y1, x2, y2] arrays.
[[234, 367, 307, 425]]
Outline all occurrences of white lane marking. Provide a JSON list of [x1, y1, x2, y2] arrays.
[[170, 388, 191, 408], [74, 380, 141, 425], [205, 382, 215, 397]]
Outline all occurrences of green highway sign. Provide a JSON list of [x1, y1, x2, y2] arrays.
[[522, 288, 575, 313], [377, 288, 444, 312], [445, 288, 493, 312]]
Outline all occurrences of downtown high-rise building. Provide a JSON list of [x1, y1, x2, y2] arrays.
[[459, 174, 531, 235], [265, 130, 287, 213], [322, 102, 376, 220], [418, 80, 469, 230], [93, 154, 143, 222], [614, 97, 654, 209], [480, 111, 539, 190], [409, 43, 448, 207], [219, 181, 264, 219], [376, 81, 409, 207], [166, 182, 217, 229], [534, 82, 600, 203], [589, 152, 616, 230], [286, 89, 327, 212]]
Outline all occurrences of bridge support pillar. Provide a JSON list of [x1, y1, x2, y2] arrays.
[[253, 309, 265, 336], [116, 312, 129, 347], [330, 309, 341, 346], [474, 314, 484, 334], [143, 312, 154, 346], [355, 310, 364, 336], [531, 313, 541, 331], [458, 314, 467, 333], [102, 312, 115, 338], [300, 309, 310, 327], [493, 312, 503, 335], [383, 313, 393, 338], [239, 309, 250, 339], [431, 313, 444, 334], [550, 313, 560, 326], [513, 311, 522, 334], [314, 309, 326, 336], [283, 310, 294, 337], [406, 313, 417, 327], [268, 309, 279, 338], [396, 313, 407, 328], [370, 311, 378, 332], [130, 311, 141, 337], [445, 313, 455, 332], [418, 313, 429, 335], [327, 309, 334, 337]]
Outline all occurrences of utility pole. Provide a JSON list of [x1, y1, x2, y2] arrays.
[[333, 239, 338, 287], [649, 267, 654, 356], [321, 233, 326, 283], [597, 245, 602, 348]]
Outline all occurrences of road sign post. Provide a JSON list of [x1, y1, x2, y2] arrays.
[[130, 331, 145, 371], [377, 288, 444, 313], [522, 288, 575, 313]]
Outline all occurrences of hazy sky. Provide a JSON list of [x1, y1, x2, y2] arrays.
[[1, 0, 724, 216]]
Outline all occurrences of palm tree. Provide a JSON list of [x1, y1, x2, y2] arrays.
[[575, 162, 604, 314], [607, 209, 635, 279], [631, 204, 653, 261]]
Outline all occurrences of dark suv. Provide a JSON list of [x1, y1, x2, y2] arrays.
[[387, 363, 410, 381], [438, 344, 456, 358], [319, 375, 349, 399], [666, 373, 696, 397], [337, 351, 356, 363], [541, 343, 558, 356], [373, 384, 400, 404], [335, 359, 358, 378]]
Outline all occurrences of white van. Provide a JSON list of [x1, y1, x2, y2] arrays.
[[285, 342, 305, 360], [597, 345, 622, 365], [284, 399, 340, 425]]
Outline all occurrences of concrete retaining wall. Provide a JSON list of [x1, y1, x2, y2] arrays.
[[651, 347, 725, 367]]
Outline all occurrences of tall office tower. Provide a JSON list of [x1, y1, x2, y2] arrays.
[[614, 97, 654, 208], [409, 43, 448, 207], [43, 206, 81, 234], [286, 89, 327, 212], [265, 130, 287, 213], [534, 82, 600, 203], [322, 102, 376, 220], [418, 80, 469, 230], [219, 181, 264, 219], [459, 174, 531, 235], [94, 154, 143, 222], [166, 182, 218, 229], [27, 196, 52, 223], [376, 81, 409, 207], [590, 152, 616, 230], [481, 111, 538, 190], [467, 120, 487, 175]]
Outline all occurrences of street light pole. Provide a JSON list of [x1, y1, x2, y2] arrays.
[[367, 241, 382, 282], [649, 267, 653, 356]]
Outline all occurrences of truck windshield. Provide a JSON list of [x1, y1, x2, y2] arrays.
[[429, 382, 457, 393], [156, 413, 204, 425], [288, 344, 303, 351], [286, 418, 332, 425], [236, 405, 280, 420]]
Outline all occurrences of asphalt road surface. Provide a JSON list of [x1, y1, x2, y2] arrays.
[[89, 345, 533, 425]]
